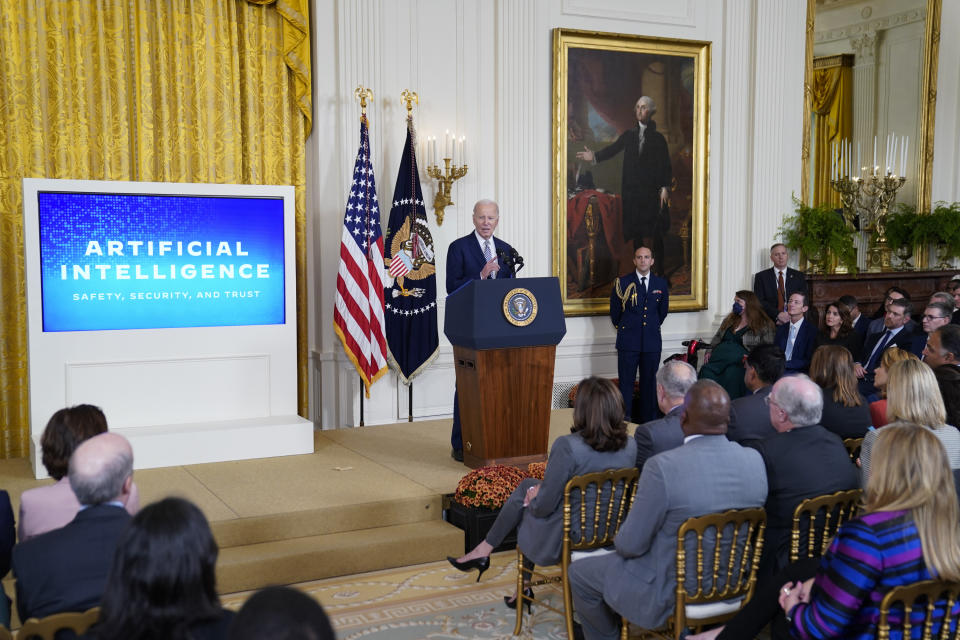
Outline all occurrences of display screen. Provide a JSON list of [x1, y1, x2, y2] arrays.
[[37, 191, 286, 331]]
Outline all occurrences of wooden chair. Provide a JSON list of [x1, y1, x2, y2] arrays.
[[0, 626, 10, 640], [843, 437, 864, 463], [512, 467, 640, 639], [877, 579, 960, 639], [621, 507, 767, 640], [789, 488, 862, 563], [17, 607, 100, 640]]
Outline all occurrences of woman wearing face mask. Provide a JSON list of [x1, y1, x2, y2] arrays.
[[700, 290, 775, 400], [813, 300, 864, 362]]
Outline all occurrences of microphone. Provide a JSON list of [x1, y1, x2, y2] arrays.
[[496, 248, 525, 273]]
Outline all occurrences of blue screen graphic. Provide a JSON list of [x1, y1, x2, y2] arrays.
[[38, 192, 286, 331]]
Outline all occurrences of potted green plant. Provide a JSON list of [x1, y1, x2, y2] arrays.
[[884, 204, 921, 269], [779, 198, 858, 274], [929, 202, 960, 266]]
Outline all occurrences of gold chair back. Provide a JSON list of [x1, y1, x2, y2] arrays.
[[790, 488, 861, 563], [672, 507, 767, 638], [513, 466, 640, 639], [843, 437, 864, 463], [877, 579, 960, 640], [17, 607, 100, 640], [0, 625, 10, 640]]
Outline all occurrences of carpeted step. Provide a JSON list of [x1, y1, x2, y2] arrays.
[[211, 495, 444, 548], [216, 519, 464, 594]]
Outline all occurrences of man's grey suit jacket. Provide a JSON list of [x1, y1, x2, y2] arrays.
[[726, 385, 776, 445], [633, 405, 684, 473], [601, 435, 768, 628]]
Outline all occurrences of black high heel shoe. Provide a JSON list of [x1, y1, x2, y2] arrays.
[[446, 556, 490, 582], [504, 587, 534, 613]]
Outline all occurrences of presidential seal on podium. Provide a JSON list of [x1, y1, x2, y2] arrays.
[[503, 287, 537, 327]]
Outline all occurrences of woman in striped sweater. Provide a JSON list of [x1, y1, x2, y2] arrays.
[[779, 423, 960, 638], [690, 422, 960, 640]]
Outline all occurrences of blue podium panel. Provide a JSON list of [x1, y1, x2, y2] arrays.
[[444, 277, 566, 350]]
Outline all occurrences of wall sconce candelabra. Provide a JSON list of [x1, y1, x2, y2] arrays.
[[422, 131, 467, 225]]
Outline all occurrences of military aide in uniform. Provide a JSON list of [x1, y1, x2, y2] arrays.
[[610, 246, 670, 423]]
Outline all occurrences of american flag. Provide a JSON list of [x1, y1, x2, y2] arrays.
[[333, 116, 388, 397]]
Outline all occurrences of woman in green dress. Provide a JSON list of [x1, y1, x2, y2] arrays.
[[700, 290, 775, 399]]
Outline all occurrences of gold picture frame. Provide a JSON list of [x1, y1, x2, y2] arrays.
[[552, 28, 710, 316]]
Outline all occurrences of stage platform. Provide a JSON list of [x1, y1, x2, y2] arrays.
[[0, 408, 585, 603]]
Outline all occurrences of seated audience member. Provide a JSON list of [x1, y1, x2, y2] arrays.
[[12, 433, 134, 622], [865, 286, 915, 339], [0, 491, 14, 628], [83, 497, 233, 640], [228, 586, 335, 640], [634, 361, 698, 472], [860, 358, 960, 484], [930, 290, 956, 313], [774, 292, 817, 374], [727, 344, 785, 445], [448, 377, 636, 608], [752, 375, 859, 580], [856, 297, 915, 397], [19, 404, 139, 542], [568, 380, 768, 640], [913, 299, 953, 357], [948, 280, 960, 324], [839, 294, 869, 338], [924, 324, 960, 428], [690, 423, 960, 640], [701, 291, 775, 400], [813, 300, 864, 362], [809, 345, 871, 439], [867, 347, 918, 428]]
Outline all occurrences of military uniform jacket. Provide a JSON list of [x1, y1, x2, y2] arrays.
[[610, 272, 669, 353]]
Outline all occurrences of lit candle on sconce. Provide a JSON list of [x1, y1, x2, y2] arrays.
[[459, 136, 466, 166]]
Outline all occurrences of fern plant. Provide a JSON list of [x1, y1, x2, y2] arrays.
[[779, 197, 858, 273]]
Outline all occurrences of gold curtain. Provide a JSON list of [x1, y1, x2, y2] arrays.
[[810, 59, 853, 208], [0, 0, 310, 458]]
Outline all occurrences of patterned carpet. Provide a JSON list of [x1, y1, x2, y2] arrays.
[[222, 551, 572, 639], [220, 552, 769, 639]]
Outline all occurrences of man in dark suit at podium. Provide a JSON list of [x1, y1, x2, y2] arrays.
[[753, 243, 806, 324], [610, 246, 669, 423], [445, 199, 516, 462]]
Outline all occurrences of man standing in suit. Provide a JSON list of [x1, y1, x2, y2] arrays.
[[753, 243, 806, 324], [13, 432, 134, 621], [445, 199, 516, 462], [856, 297, 915, 396], [569, 380, 767, 640], [575, 96, 671, 265], [727, 344, 785, 445], [610, 246, 669, 423], [633, 360, 697, 473], [774, 292, 818, 374], [754, 375, 859, 579], [839, 295, 869, 339]]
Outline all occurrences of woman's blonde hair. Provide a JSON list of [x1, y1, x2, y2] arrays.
[[865, 423, 960, 581], [879, 345, 917, 370], [886, 358, 947, 426]]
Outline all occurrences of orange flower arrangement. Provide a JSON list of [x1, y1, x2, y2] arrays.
[[526, 461, 546, 480], [454, 464, 529, 510]]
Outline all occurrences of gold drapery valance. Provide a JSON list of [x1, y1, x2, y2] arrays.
[[0, 0, 310, 458], [810, 55, 853, 208]]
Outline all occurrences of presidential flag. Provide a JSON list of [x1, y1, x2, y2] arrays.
[[333, 115, 388, 397], [383, 116, 439, 383]]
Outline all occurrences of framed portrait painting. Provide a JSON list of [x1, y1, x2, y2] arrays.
[[552, 28, 710, 315]]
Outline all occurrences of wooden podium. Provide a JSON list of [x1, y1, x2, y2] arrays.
[[444, 277, 566, 468]]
